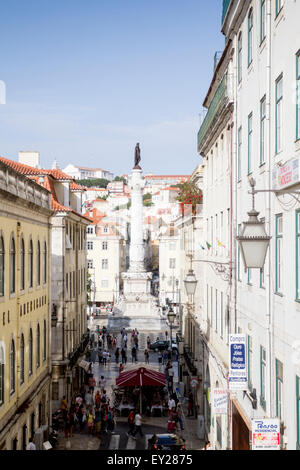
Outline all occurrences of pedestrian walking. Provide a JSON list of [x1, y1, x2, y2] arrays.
[[26, 438, 36, 450], [131, 411, 144, 438], [87, 410, 95, 435], [133, 335, 139, 350], [176, 403, 184, 431], [94, 408, 102, 436], [88, 375, 96, 393], [95, 390, 102, 409], [127, 410, 135, 436], [168, 396, 176, 416], [158, 351, 162, 366], [163, 350, 168, 365], [115, 347, 120, 364], [123, 334, 128, 349], [85, 390, 94, 408], [168, 365, 174, 392], [147, 336, 151, 349], [99, 376, 106, 393], [121, 348, 127, 364], [60, 395, 68, 419], [131, 346, 137, 363], [165, 330, 168, 341], [144, 349, 149, 364], [64, 410, 72, 438], [102, 350, 107, 366]]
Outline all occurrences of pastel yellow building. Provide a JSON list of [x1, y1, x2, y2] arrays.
[[0, 160, 53, 450]]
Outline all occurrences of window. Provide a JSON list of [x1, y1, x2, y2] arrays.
[[87, 227, 93, 234], [260, 96, 266, 164], [248, 113, 253, 174], [102, 259, 108, 269], [87, 241, 93, 250], [276, 0, 283, 16], [237, 127, 242, 181], [37, 241, 41, 286], [102, 241, 108, 250], [10, 237, 16, 294], [261, 0, 266, 43], [297, 52, 300, 141], [238, 32, 242, 83], [87, 260, 93, 269], [260, 219, 265, 288], [247, 335, 253, 391], [260, 346, 266, 410], [43, 242, 47, 284], [0, 345, 4, 406], [20, 334, 25, 385], [247, 268, 252, 285], [29, 329, 33, 376], [296, 376, 300, 449], [275, 359, 283, 420], [169, 242, 176, 251], [169, 258, 176, 269], [43, 320, 47, 362], [248, 8, 253, 66], [0, 237, 4, 297], [29, 240, 33, 288], [275, 214, 283, 293], [36, 324, 40, 369], [101, 280, 109, 288], [103, 226, 108, 234], [296, 211, 300, 300], [20, 238, 25, 291], [275, 75, 283, 154], [10, 339, 15, 395]]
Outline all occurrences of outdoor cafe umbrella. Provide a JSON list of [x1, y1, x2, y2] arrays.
[[116, 366, 166, 414]]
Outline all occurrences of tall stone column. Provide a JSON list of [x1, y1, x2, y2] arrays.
[[128, 169, 146, 273]]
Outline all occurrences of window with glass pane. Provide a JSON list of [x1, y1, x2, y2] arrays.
[[20, 334, 25, 385], [0, 237, 4, 297], [238, 32, 242, 83], [169, 258, 176, 269], [87, 241, 93, 250], [260, 346, 266, 409], [36, 324, 40, 368], [261, 0, 266, 43], [102, 241, 108, 250], [248, 9, 253, 66], [247, 268, 252, 285], [10, 339, 15, 394], [37, 241, 41, 286], [275, 214, 283, 293], [276, 0, 283, 16], [276, 359, 283, 420], [29, 240, 33, 288], [260, 97, 266, 164], [102, 259, 108, 269], [248, 113, 253, 174], [29, 329, 33, 376], [237, 127, 242, 181], [10, 237, 16, 294], [43, 320, 47, 362], [296, 211, 300, 300], [276, 75, 283, 154], [297, 53, 300, 141], [44, 242, 47, 284]]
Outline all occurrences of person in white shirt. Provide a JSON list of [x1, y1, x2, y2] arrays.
[[168, 398, 175, 415], [26, 438, 36, 450], [132, 412, 144, 438], [99, 375, 106, 392]]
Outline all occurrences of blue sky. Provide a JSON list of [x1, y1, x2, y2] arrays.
[[0, 0, 225, 176]]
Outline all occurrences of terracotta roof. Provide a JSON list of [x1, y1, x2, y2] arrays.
[[83, 207, 107, 225], [0, 157, 73, 180], [70, 181, 85, 191]]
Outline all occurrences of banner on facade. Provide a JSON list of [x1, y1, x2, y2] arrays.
[[272, 156, 299, 190], [229, 334, 247, 390], [252, 419, 280, 450], [212, 389, 228, 414]]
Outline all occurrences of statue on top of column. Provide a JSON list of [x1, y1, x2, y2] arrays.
[[134, 143, 141, 169]]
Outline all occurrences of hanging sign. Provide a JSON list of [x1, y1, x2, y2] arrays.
[[212, 389, 228, 415], [229, 334, 247, 390], [272, 156, 299, 190], [252, 419, 280, 450]]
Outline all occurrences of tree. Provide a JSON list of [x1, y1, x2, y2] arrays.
[[113, 176, 127, 183], [177, 181, 203, 215], [77, 178, 110, 188]]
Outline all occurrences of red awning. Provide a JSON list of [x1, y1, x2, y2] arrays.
[[116, 366, 166, 387]]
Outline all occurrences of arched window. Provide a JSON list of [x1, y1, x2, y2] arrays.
[[10, 339, 15, 394], [29, 240, 33, 288], [37, 241, 41, 287], [248, 8, 253, 66], [238, 32, 242, 83], [43, 242, 47, 284], [29, 329, 33, 376], [10, 236, 16, 294], [20, 238, 25, 291], [0, 344, 4, 405], [20, 334, 25, 385], [36, 324, 40, 369], [0, 236, 4, 297], [43, 320, 47, 362]]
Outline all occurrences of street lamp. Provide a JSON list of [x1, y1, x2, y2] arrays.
[[236, 178, 271, 271], [167, 306, 176, 348]]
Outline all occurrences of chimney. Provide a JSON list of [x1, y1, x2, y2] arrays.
[[19, 151, 40, 169]]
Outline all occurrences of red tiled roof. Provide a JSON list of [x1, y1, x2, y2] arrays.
[[83, 207, 107, 225], [70, 181, 85, 191], [0, 156, 73, 180]]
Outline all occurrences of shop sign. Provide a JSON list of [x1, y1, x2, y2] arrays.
[[229, 334, 247, 390], [212, 389, 228, 414], [252, 419, 280, 450], [190, 377, 199, 388], [272, 157, 299, 190]]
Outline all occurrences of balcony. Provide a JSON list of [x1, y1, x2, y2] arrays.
[[197, 73, 232, 153], [183, 347, 198, 376]]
